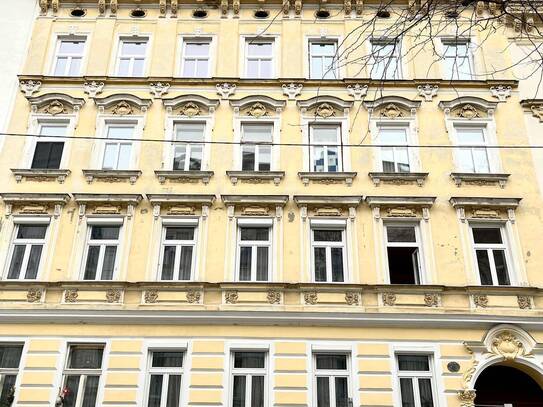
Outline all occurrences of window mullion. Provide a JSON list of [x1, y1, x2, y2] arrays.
[[173, 244, 182, 280], [326, 246, 332, 282], [251, 245, 258, 281], [413, 377, 422, 407], [161, 374, 170, 407], [185, 144, 192, 171], [246, 374, 252, 407], [96, 244, 106, 280], [488, 248, 499, 285], [76, 375, 86, 407], [330, 374, 336, 407], [19, 244, 32, 279]]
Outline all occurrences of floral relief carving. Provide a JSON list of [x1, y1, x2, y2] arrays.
[[530, 104, 543, 122], [112, 101, 133, 116], [43, 101, 67, 116], [27, 288, 43, 303], [424, 293, 439, 307], [216, 83, 236, 99], [186, 290, 201, 304], [490, 331, 529, 360], [267, 290, 281, 304], [19, 80, 42, 97], [282, 83, 303, 100], [304, 291, 318, 305], [144, 290, 159, 303], [380, 103, 403, 118], [347, 84, 368, 101], [386, 207, 417, 218], [382, 292, 396, 306], [241, 206, 269, 216], [179, 102, 201, 117], [473, 294, 488, 308], [83, 81, 104, 97], [314, 207, 342, 217], [225, 290, 239, 304], [457, 104, 480, 119], [316, 103, 335, 118], [64, 289, 78, 303], [458, 389, 477, 407], [105, 289, 121, 303], [248, 102, 268, 117], [149, 82, 170, 99], [517, 295, 532, 309], [417, 84, 438, 102], [345, 292, 359, 305], [490, 85, 512, 102]]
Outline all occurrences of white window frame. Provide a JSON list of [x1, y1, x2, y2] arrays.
[[180, 37, 212, 78], [240, 122, 274, 172], [3, 219, 50, 281], [114, 36, 149, 77], [312, 352, 352, 407], [229, 350, 268, 407], [170, 121, 206, 171], [51, 35, 87, 76], [80, 221, 123, 281], [242, 36, 277, 79], [469, 222, 514, 286], [394, 353, 439, 407], [308, 39, 339, 80], [309, 123, 343, 173], [310, 220, 347, 283], [0, 342, 24, 403], [236, 220, 272, 282], [376, 124, 414, 173], [144, 349, 185, 407], [158, 220, 198, 281], [383, 222, 425, 285], [100, 122, 137, 170], [369, 39, 403, 80], [441, 38, 474, 80], [453, 124, 493, 174]]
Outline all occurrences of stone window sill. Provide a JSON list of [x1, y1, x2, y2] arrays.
[[450, 172, 510, 188], [154, 170, 214, 184], [369, 172, 429, 187], [226, 170, 285, 185], [83, 169, 142, 184], [298, 171, 357, 186], [11, 168, 71, 184]]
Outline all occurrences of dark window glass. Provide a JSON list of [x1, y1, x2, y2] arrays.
[[239, 247, 252, 281], [0, 374, 17, 406], [7, 246, 25, 279], [251, 375, 264, 407], [82, 375, 99, 407], [148, 375, 163, 407], [152, 351, 184, 368], [493, 250, 510, 286], [399, 377, 415, 407], [166, 375, 182, 407], [0, 345, 23, 368], [68, 347, 104, 369], [314, 247, 327, 282], [331, 247, 344, 282], [418, 378, 435, 407], [179, 246, 193, 280], [31, 142, 64, 169], [63, 375, 80, 407], [83, 246, 100, 280], [472, 227, 502, 244], [387, 247, 419, 285], [256, 247, 268, 281], [90, 226, 120, 240], [17, 225, 47, 239], [476, 250, 493, 285], [24, 245, 43, 279], [335, 377, 349, 407], [165, 227, 195, 241], [234, 352, 265, 369], [233, 375, 246, 407], [316, 376, 330, 407], [101, 246, 116, 280], [387, 226, 416, 243], [161, 246, 176, 280], [316, 354, 347, 370], [397, 355, 430, 371], [240, 227, 269, 241], [313, 230, 342, 242]]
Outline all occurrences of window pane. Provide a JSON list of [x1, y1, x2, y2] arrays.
[[456, 128, 484, 144], [59, 40, 85, 54], [326, 147, 338, 172], [117, 58, 130, 75], [258, 146, 271, 171], [472, 227, 502, 244], [246, 59, 259, 77], [240, 228, 269, 241], [381, 147, 396, 172], [234, 352, 265, 369], [133, 58, 145, 76], [176, 123, 205, 142], [7, 245, 25, 279], [0, 345, 23, 368], [166, 375, 182, 407], [122, 41, 147, 56], [173, 145, 187, 170], [233, 376, 246, 407], [40, 125, 68, 137], [314, 247, 327, 282], [472, 147, 490, 173], [251, 376, 264, 407], [242, 124, 272, 142], [457, 148, 475, 172], [313, 126, 338, 143], [397, 355, 430, 371], [24, 245, 43, 279], [0, 374, 16, 406], [148, 375, 163, 407], [379, 128, 407, 144], [316, 354, 347, 370], [54, 57, 68, 75], [313, 146, 325, 172], [387, 247, 419, 285], [396, 147, 410, 172], [196, 59, 209, 77], [248, 42, 272, 56], [83, 246, 100, 280], [387, 226, 416, 243], [418, 378, 435, 407], [117, 143, 132, 169], [69, 347, 103, 369], [82, 375, 100, 407], [335, 377, 349, 407], [91, 226, 120, 240], [185, 42, 210, 57], [166, 227, 195, 241], [242, 145, 256, 171], [152, 352, 184, 368], [189, 144, 203, 171], [108, 126, 134, 140], [493, 250, 510, 286], [183, 59, 197, 77], [313, 230, 342, 242], [63, 375, 80, 407], [256, 247, 268, 281], [316, 376, 330, 407], [399, 378, 415, 407], [161, 246, 176, 280], [239, 247, 252, 281], [476, 250, 493, 285], [32, 141, 64, 169], [101, 246, 117, 280], [331, 247, 344, 282], [311, 56, 324, 79], [68, 58, 82, 76], [179, 246, 193, 280], [102, 143, 118, 169]]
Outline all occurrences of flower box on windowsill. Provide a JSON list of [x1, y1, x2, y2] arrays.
[[154, 170, 214, 185], [298, 172, 357, 186], [368, 172, 429, 187], [11, 168, 71, 184], [82, 169, 142, 185], [450, 172, 510, 188], [226, 170, 285, 186]]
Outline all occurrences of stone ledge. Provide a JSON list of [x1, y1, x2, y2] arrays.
[[450, 172, 510, 188], [369, 171, 428, 187], [11, 168, 71, 184], [82, 169, 142, 184], [227, 170, 285, 185], [298, 171, 357, 186], [154, 170, 213, 184]]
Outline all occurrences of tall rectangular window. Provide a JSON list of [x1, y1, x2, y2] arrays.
[[309, 41, 338, 79], [146, 350, 184, 407], [231, 351, 266, 407], [31, 124, 68, 169], [245, 40, 274, 78], [172, 123, 204, 171], [237, 226, 271, 282], [442, 40, 473, 80], [471, 225, 511, 286], [310, 125, 342, 172], [61, 345, 104, 407], [370, 40, 401, 79], [379, 127, 410, 173], [385, 224, 422, 285], [53, 37, 86, 76], [116, 38, 148, 77], [102, 124, 135, 170], [455, 127, 490, 173], [396, 354, 436, 407], [241, 123, 273, 171], [0, 344, 23, 405], [314, 354, 350, 407], [6, 223, 48, 280], [181, 39, 211, 77], [160, 226, 197, 281], [83, 225, 120, 281], [312, 228, 346, 283]]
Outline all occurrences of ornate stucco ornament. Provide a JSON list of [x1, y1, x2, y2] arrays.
[[83, 81, 104, 97], [39, 0, 48, 14], [316, 103, 335, 118], [180, 102, 200, 117], [186, 290, 201, 304], [347, 84, 368, 101], [382, 293, 396, 306], [473, 294, 488, 308], [345, 292, 359, 305], [490, 85, 512, 102], [381, 103, 403, 118], [112, 101, 133, 116], [282, 83, 303, 100], [458, 389, 476, 407], [105, 289, 121, 303], [27, 288, 43, 303], [248, 102, 267, 117], [64, 289, 78, 303], [344, 0, 352, 14], [458, 104, 480, 119], [144, 290, 159, 303], [490, 331, 529, 360], [517, 295, 532, 309], [110, 0, 118, 14], [267, 290, 281, 304], [44, 101, 66, 116], [159, 0, 167, 15], [216, 82, 236, 99], [225, 290, 239, 304], [304, 291, 318, 305], [98, 0, 106, 15], [19, 80, 42, 97], [417, 84, 439, 102], [424, 293, 439, 307], [530, 104, 543, 122], [149, 82, 171, 99]]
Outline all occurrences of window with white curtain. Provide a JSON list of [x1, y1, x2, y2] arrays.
[[396, 354, 436, 407], [241, 123, 273, 171], [146, 350, 184, 407], [370, 40, 401, 79], [313, 353, 350, 407], [83, 225, 121, 280], [454, 126, 491, 173], [53, 37, 86, 76], [309, 41, 338, 79], [5, 223, 48, 280], [231, 351, 266, 407], [245, 40, 274, 78], [159, 225, 197, 281], [237, 223, 271, 282], [116, 38, 148, 77], [172, 123, 205, 171], [102, 124, 135, 170], [0, 344, 23, 405], [471, 225, 511, 286], [442, 39, 473, 80], [311, 227, 346, 283], [385, 224, 422, 285], [181, 39, 211, 77], [31, 122, 68, 169], [378, 126, 410, 173], [310, 124, 342, 172], [61, 345, 104, 407]]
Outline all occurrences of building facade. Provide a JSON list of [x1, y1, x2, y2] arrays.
[[1, 1, 543, 407]]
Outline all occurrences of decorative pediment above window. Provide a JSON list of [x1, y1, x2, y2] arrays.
[[439, 97, 498, 119], [230, 96, 286, 117], [94, 94, 152, 115], [73, 193, 143, 219], [0, 192, 70, 218], [366, 196, 435, 221], [293, 195, 363, 220], [147, 194, 216, 219], [221, 195, 288, 219], [449, 196, 521, 223], [520, 99, 543, 122], [363, 96, 421, 118], [27, 93, 85, 115], [163, 94, 220, 116], [297, 96, 353, 117]]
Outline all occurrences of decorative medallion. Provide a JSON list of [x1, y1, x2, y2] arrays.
[[225, 290, 239, 304], [382, 292, 396, 306], [457, 104, 480, 119], [530, 104, 543, 122], [346, 84, 368, 101], [216, 83, 236, 99], [19, 80, 42, 97], [27, 288, 43, 303], [417, 84, 439, 102], [447, 361, 461, 372], [248, 102, 268, 117], [105, 289, 122, 303], [44, 100, 66, 116], [517, 295, 532, 309], [424, 293, 439, 307], [381, 103, 403, 118], [490, 85, 512, 102], [186, 289, 201, 303], [345, 292, 359, 305], [180, 102, 201, 117], [149, 82, 170, 99], [112, 101, 133, 116], [282, 83, 303, 100], [473, 294, 488, 308], [84, 81, 104, 97], [144, 290, 159, 303], [304, 291, 318, 305], [267, 290, 281, 304], [490, 331, 528, 360], [64, 289, 78, 303], [316, 103, 335, 118]]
